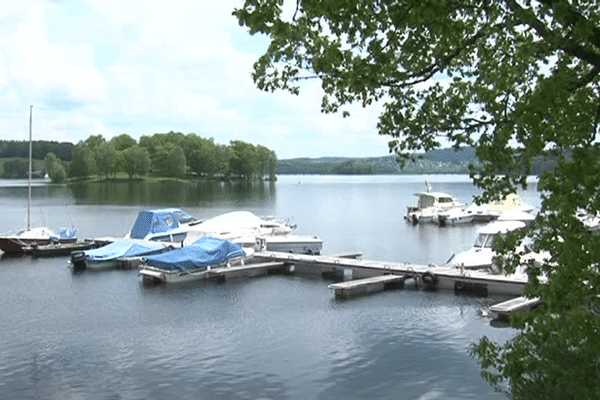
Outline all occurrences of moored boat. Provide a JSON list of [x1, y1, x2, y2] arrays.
[[0, 106, 79, 254], [71, 240, 173, 271], [139, 236, 252, 284], [0, 227, 78, 254], [124, 208, 201, 243], [27, 239, 97, 257], [445, 220, 527, 271], [404, 189, 466, 224]]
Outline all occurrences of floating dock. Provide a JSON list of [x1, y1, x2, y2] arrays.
[[329, 275, 406, 298], [254, 251, 528, 297], [489, 296, 543, 319]]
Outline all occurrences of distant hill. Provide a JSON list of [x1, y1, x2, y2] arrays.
[[277, 147, 477, 175]]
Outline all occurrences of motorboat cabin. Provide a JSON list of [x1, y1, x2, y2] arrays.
[[445, 220, 526, 271], [404, 191, 466, 224], [125, 208, 201, 243]]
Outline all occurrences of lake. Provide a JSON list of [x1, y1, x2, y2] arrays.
[[0, 175, 541, 399]]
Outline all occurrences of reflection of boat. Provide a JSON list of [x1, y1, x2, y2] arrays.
[[70, 240, 173, 271], [139, 237, 252, 284], [445, 221, 526, 271], [0, 106, 78, 254]]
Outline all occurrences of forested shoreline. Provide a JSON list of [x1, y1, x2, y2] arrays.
[[0, 138, 557, 181], [0, 132, 277, 183]]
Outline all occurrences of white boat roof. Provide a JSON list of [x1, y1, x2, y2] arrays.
[[478, 220, 526, 234], [497, 210, 536, 221], [413, 191, 455, 199], [190, 211, 283, 233]]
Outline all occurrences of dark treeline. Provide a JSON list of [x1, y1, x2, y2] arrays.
[[0, 140, 74, 162], [0, 132, 277, 183]]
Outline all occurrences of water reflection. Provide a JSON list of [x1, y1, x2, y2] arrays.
[[67, 179, 277, 207]]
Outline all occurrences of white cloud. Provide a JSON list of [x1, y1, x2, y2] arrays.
[[0, 0, 391, 159]]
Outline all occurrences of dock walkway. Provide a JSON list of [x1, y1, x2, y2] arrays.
[[254, 251, 529, 297]]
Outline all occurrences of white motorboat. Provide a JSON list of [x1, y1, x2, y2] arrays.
[[139, 237, 253, 284], [404, 191, 466, 224], [435, 207, 475, 226], [497, 209, 536, 226], [185, 211, 322, 254], [465, 193, 536, 223], [445, 220, 526, 271]]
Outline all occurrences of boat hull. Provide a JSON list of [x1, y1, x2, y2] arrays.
[[139, 266, 211, 284], [0, 237, 77, 254]]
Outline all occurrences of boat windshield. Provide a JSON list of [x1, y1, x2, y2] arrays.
[[474, 233, 496, 248]]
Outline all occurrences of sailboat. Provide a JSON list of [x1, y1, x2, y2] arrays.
[[0, 106, 78, 254]]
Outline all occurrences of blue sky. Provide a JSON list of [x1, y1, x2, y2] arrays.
[[0, 0, 392, 159]]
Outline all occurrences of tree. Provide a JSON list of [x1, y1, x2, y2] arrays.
[[153, 143, 187, 178], [95, 142, 119, 179], [121, 145, 151, 178], [109, 133, 137, 152], [234, 1, 600, 398], [2, 158, 28, 178], [229, 140, 257, 180], [187, 135, 217, 177], [44, 152, 67, 183], [69, 143, 97, 179]]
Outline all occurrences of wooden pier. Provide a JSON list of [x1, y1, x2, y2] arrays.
[[254, 251, 529, 297]]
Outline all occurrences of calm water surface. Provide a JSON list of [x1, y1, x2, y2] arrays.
[[0, 175, 540, 399]]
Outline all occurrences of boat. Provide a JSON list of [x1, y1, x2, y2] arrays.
[[464, 193, 536, 223], [124, 208, 202, 243], [497, 209, 536, 226], [445, 220, 527, 272], [70, 240, 173, 271], [404, 191, 466, 224], [0, 106, 78, 254], [185, 211, 322, 254], [139, 237, 252, 284], [576, 210, 600, 234], [27, 239, 98, 257], [435, 207, 475, 226]]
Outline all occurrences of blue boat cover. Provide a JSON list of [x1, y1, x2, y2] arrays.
[[129, 208, 196, 239], [85, 241, 169, 261], [144, 237, 245, 271]]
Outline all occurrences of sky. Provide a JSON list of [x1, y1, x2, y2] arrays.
[[0, 0, 393, 160]]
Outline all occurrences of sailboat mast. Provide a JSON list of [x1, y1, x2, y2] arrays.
[[27, 105, 32, 231]]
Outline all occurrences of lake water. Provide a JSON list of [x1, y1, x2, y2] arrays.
[[0, 175, 541, 400]]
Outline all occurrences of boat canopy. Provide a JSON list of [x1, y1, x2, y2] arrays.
[[144, 237, 245, 271], [414, 192, 458, 209], [190, 211, 292, 236], [84, 240, 169, 262], [478, 220, 526, 235], [130, 208, 196, 239]]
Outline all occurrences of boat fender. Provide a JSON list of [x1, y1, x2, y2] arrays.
[[412, 214, 419, 225], [422, 271, 437, 288]]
